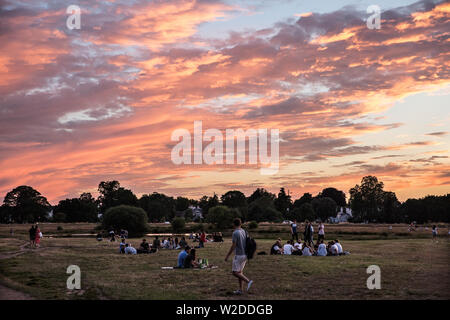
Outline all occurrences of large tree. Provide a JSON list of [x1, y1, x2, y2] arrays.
[[220, 190, 248, 219], [97, 181, 138, 214], [3, 186, 50, 223], [318, 187, 346, 207], [54, 192, 98, 222], [247, 195, 282, 222], [311, 197, 337, 222], [206, 206, 241, 229], [138, 193, 175, 222], [247, 188, 275, 204], [293, 193, 313, 209], [349, 176, 399, 222], [274, 188, 292, 218]]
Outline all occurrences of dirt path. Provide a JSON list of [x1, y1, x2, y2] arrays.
[[0, 283, 34, 300], [0, 241, 36, 300]]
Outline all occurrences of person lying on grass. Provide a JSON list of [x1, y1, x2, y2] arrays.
[[124, 243, 137, 255]]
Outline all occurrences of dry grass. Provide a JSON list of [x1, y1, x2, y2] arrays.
[[0, 226, 449, 300]]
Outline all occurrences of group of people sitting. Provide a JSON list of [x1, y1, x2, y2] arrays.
[[270, 238, 347, 256], [118, 236, 190, 255]]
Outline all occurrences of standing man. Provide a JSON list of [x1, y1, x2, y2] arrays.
[[225, 218, 253, 295], [28, 224, 36, 248], [290, 220, 298, 242]]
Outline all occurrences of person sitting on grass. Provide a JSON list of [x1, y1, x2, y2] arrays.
[[96, 233, 103, 241], [301, 242, 314, 256], [283, 240, 295, 255], [328, 241, 339, 256], [317, 240, 327, 256], [177, 246, 191, 268], [334, 239, 343, 255], [178, 236, 187, 249], [138, 239, 150, 254], [109, 230, 116, 242], [124, 243, 137, 255], [293, 240, 302, 251], [184, 248, 200, 269], [152, 236, 161, 252], [119, 238, 126, 254], [270, 239, 283, 255]]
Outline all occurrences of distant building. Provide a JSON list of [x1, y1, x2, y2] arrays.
[[189, 205, 203, 221], [329, 207, 353, 223]]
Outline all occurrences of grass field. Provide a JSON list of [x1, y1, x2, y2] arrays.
[[0, 223, 449, 300]]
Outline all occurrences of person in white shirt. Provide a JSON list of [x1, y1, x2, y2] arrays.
[[302, 243, 313, 256], [270, 239, 283, 255], [317, 240, 327, 256], [329, 241, 339, 256], [293, 241, 302, 251], [334, 239, 343, 254], [124, 243, 137, 255], [283, 240, 295, 255], [318, 222, 325, 242]]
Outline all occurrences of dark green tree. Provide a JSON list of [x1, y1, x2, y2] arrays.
[[138, 193, 175, 222], [3, 186, 50, 223], [101, 205, 148, 237], [293, 193, 313, 208], [97, 181, 138, 214], [318, 187, 346, 208], [274, 188, 292, 218], [311, 197, 337, 221], [206, 206, 241, 229]]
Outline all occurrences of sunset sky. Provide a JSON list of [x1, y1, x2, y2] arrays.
[[0, 0, 449, 204]]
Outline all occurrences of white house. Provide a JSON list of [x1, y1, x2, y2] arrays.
[[329, 207, 353, 223], [189, 205, 203, 221]]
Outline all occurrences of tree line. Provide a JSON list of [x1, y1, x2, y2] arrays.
[[0, 176, 448, 224]]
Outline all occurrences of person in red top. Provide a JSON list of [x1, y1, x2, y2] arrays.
[[35, 224, 42, 248], [199, 231, 206, 248]]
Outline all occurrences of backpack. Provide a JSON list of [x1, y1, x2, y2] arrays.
[[245, 230, 257, 260]]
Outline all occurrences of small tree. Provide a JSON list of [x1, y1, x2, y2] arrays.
[[172, 217, 186, 233], [101, 205, 148, 237]]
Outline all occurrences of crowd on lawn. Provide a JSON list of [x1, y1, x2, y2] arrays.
[[268, 219, 349, 256]]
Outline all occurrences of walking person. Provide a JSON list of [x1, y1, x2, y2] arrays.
[[35, 224, 42, 248], [290, 220, 299, 242], [225, 218, 253, 295], [432, 225, 438, 242], [28, 225, 36, 248]]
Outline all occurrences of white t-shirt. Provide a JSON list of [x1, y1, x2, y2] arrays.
[[335, 242, 343, 254], [302, 247, 312, 256], [293, 242, 302, 250], [318, 224, 325, 235], [317, 243, 327, 256], [330, 244, 339, 255], [283, 244, 294, 255], [273, 245, 280, 252], [125, 246, 137, 255]]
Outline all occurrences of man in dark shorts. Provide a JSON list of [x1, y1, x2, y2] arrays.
[[29, 225, 36, 248], [291, 220, 299, 242], [225, 218, 253, 295]]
